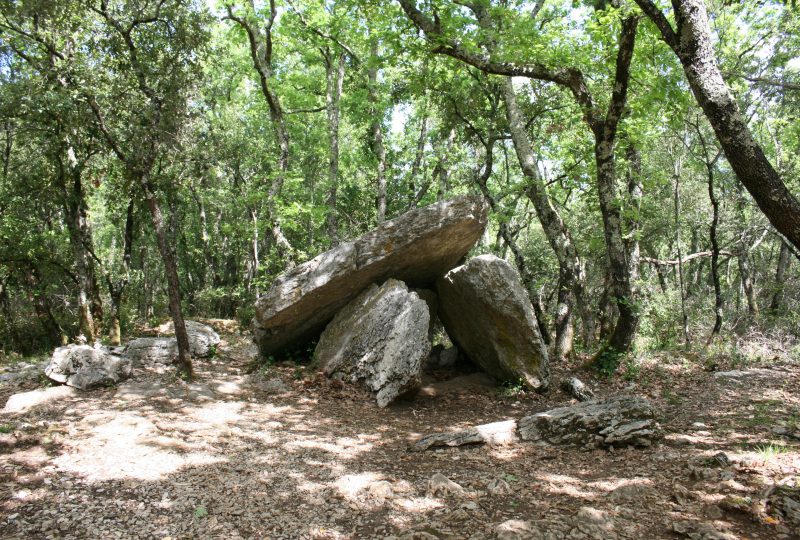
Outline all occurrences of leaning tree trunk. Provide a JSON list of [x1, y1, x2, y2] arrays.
[[502, 78, 588, 361], [635, 0, 800, 250], [107, 197, 134, 346], [140, 174, 193, 378]]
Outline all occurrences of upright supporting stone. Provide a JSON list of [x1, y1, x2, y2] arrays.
[[314, 279, 431, 407], [437, 255, 550, 390]]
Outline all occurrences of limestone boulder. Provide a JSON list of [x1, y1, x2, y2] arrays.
[[253, 195, 487, 357], [436, 254, 549, 390], [45, 345, 132, 390], [124, 320, 220, 366], [518, 395, 659, 448], [124, 337, 177, 366], [314, 279, 431, 407]]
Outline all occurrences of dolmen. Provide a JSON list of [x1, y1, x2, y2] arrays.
[[252, 195, 551, 406]]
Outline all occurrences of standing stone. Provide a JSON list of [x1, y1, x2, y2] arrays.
[[314, 279, 431, 407], [253, 195, 488, 357], [45, 345, 132, 390], [437, 254, 550, 390]]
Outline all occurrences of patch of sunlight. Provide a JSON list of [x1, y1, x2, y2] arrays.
[[488, 445, 525, 461], [54, 412, 223, 481], [309, 525, 348, 539], [333, 472, 384, 499], [393, 496, 444, 512], [187, 401, 244, 425], [588, 477, 654, 493], [539, 472, 600, 499], [284, 436, 375, 458]]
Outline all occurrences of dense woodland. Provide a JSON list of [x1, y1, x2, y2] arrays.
[[1, 0, 799, 375]]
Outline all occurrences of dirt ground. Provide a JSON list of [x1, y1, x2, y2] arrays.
[[1, 321, 798, 540]]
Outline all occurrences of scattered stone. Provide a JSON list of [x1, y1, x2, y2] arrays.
[[425, 344, 459, 371], [252, 378, 289, 395], [314, 279, 431, 407], [45, 344, 132, 390], [672, 520, 737, 539], [608, 481, 655, 502], [673, 484, 693, 506], [572, 507, 616, 539], [366, 481, 394, 503], [428, 473, 466, 498], [437, 254, 550, 390], [3, 385, 77, 413], [495, 519, 539, 540], [412, 420, 519, 451], [486, 478, 511, 496], [253, 195, 488, 357], [561, 377, 594, 401], [184, 320, 221, 357], [518, 395, 659, 448]]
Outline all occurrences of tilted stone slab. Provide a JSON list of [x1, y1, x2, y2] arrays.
[[518, 395, 659, 448], [315, 279, 431, 407], [253, 195, 488, 357], [436, 254, 550, 390]]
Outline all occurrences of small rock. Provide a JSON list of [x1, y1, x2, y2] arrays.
[[561, 377, 594, 401], [572, 507, 616, 539], [45, 344, 131, 390], [608, 482, 654, 502], [427, 473, 466, 498], [486, 478, 511, 496], [494, 519, 540, 540]]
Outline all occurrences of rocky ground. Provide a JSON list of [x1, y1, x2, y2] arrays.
[[0, 322, 798, 540]]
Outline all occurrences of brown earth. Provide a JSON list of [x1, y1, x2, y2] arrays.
[[1, 321, 798, 539]]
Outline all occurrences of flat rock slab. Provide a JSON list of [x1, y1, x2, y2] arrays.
[[45, 345, 132, 390], [412, 420, 519, 451], [253, 195, 487, 357], [437, 254, 549, 390], [3, 385, 77, 414], [519, 395, 659, 448], [315, 279, 431, 407]]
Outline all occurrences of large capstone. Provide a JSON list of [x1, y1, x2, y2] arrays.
[[436, 254, 550, 390], [253, 195, 487, 357], [314, 279, 431, 407], [518, 395, 659, 448], [45, 345, 132, 390]]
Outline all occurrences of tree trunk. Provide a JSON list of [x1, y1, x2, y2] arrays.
[[325, 49, 345, 245], [590, 17, 640, 372], [369, 39, 388, 224], [502, 78, 587, 361], [705, 152, 723, 339], [674, 163, 690, 347], [139, 173, 193, 378], [635, 0, 800, 250], [769, 240, 791, 313], [408, 113, 428, 208]]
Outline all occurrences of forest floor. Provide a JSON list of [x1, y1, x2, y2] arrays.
[[0, 321, 798, 540]]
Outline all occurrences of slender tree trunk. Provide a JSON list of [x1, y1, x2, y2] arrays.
[[0, 279, 21, 353], [635, 0, 800, 250], [139, 173, 192, 378], [107, 198, 134, 346], [434, 128, 456, 201], [408, 113, 427, 208], [769, 240, 791, 313], [368, 39, 388, 223], [502, 78, 587, 361], [707, 155, 723, 338], [674, 163, 690, 347], [325, 49, 345, 244]]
